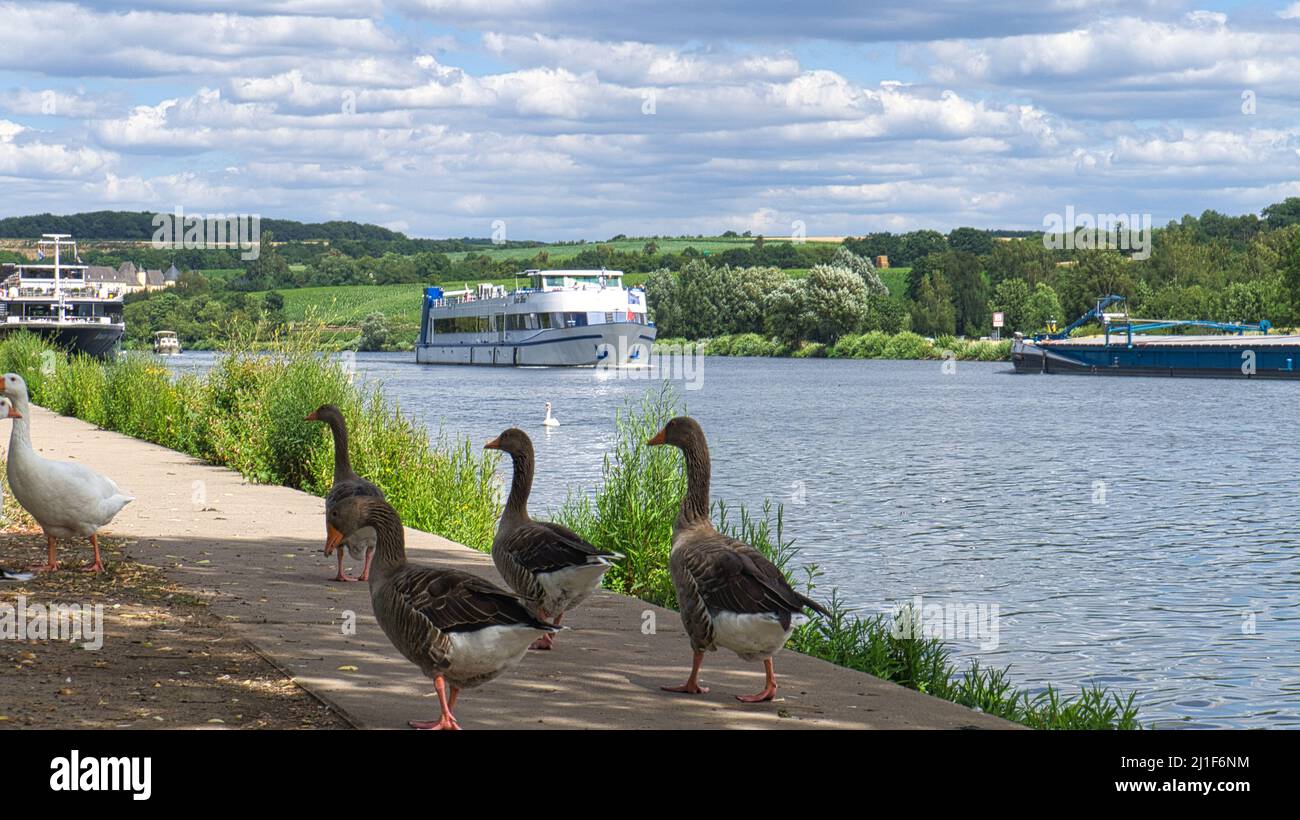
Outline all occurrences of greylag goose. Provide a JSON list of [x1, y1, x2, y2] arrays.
[[306, 404, 384, 582], [648, 416, 829, 702], [327, 495, 557, 730], [485, 428, 620, 649], [2, 373, 134, 573]]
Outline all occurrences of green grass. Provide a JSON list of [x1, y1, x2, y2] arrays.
[[554, 384, 1142, 730], [0, 328, 502, 552]]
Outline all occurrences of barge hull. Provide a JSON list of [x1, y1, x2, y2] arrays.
[[1012, 335, 1300, 379]]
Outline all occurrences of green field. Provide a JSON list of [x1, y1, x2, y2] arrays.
[[444, 236, 839, 262], [256, 264, 909, 330]]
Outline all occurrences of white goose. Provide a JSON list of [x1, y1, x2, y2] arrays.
[[543, 402, 560, 428], [0, 396, 33, 582], [2, 373, 134, 573]]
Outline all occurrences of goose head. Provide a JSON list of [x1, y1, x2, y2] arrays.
[[646, 415, 706, 452], [0, 396, 19, 419], [484, 427, 533, 458], [1, 373, 30, 408], [326, 495, 386, 552], [305, 403, 343, 424]]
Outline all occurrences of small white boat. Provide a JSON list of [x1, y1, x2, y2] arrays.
[[415, 269, 655, 367], [153, 330, 181, 355]]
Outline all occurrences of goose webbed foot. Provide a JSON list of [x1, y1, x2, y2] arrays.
[[79, 561, 105, 574], [27, 562, 59, 573], [410, 677, 461, 729], [409, 716, 461, 730], [529, 609, 557, 650], [735, 658, 778, 703], [662, 651, 709, 694]]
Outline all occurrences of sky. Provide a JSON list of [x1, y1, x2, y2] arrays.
[[1, 1, 1299, 240]]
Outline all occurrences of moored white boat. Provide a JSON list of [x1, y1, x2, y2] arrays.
[[415, 269, 655, 367]]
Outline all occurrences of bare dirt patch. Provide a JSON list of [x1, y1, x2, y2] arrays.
[[0, 531, 349, 730]]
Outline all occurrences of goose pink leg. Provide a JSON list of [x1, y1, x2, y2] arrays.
[[356, 547, 374, 582], [329, 546, 355, 582], [28, 534, 59, 573], [409, 676, 461, 730], [662, 651, 710, 695], [736, 658, 778, 703], [79, 534, 105, 573]]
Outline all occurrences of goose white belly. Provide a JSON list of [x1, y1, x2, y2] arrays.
[[536, 560, 612, 614], [711, 611, 808, 662], [445, 624, 545, 688]]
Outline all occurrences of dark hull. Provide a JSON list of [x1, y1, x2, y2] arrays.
[[0, 323, 123, 358], [1012, 338, 1300, 379]]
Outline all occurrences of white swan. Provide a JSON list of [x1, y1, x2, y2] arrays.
[[543, 401, 560, 428], [2, 373, 134, 573]]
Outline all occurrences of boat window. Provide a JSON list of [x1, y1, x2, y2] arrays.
[[433, 316, 491, 334]]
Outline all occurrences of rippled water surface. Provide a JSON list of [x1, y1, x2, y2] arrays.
[[169, 351, 1300, 728]]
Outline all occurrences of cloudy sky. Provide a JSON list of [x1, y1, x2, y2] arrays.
[[1, 1, 1298, 239]]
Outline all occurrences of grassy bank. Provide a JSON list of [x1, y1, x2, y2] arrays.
[[0, 329, 500, 552], [554, 385, 1140, 730], [655, 331, 1012, 362]]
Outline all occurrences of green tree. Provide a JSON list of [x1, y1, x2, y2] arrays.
[[990, 278, 1030, 333], [909, 272, 956, 337], [359, 312, 391, 351], [1023, 283, 1064, 334], [831, 246, 887, 294], [947, 227, 995, 256]]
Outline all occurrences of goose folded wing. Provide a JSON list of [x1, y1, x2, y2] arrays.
[[502, 520, 619, 573], [686, 537, 826, 619], [393, 567, 549, 632]]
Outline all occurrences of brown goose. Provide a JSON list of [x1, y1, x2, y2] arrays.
[[485, 428, 620, 649], [648, 416, 829, 702], [327, 495, 557, 730], [306, 404, 384, 582]]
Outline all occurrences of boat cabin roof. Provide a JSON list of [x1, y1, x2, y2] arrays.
[[525, 268, 622, 281]]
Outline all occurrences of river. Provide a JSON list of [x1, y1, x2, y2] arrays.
[[166, 350, 1300, 729]]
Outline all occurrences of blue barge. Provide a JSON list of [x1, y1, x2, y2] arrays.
[[1011, 295, 1300, 379]]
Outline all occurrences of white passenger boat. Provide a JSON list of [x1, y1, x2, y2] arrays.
[[0, 234, 125, 358], [415, 269, 655, 366]]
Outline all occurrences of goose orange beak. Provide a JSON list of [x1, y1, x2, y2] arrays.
[[484, 436, 501, 450], [325, 523, 344, 554], [6, 407, 19, 420], [305, 410, 319, 421], [646, 428, 667, 446]]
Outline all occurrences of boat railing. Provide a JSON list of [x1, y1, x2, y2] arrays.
[[4, 315, 116, 325]]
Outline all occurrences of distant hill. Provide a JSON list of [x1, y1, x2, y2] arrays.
[[0, 211, 409, 242]]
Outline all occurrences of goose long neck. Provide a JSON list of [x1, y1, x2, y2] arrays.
[[325, 414, 353, 482], [366, 504, 407, 572], [8, 399, 32, 451], [677, 437, 711, 528], [504, 448, 533, 520]]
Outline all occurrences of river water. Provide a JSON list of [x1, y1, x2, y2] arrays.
[[167, 351, 1300, 728]]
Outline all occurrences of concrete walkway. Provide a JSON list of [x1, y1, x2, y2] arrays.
[[4, 406, 1014, 730]]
